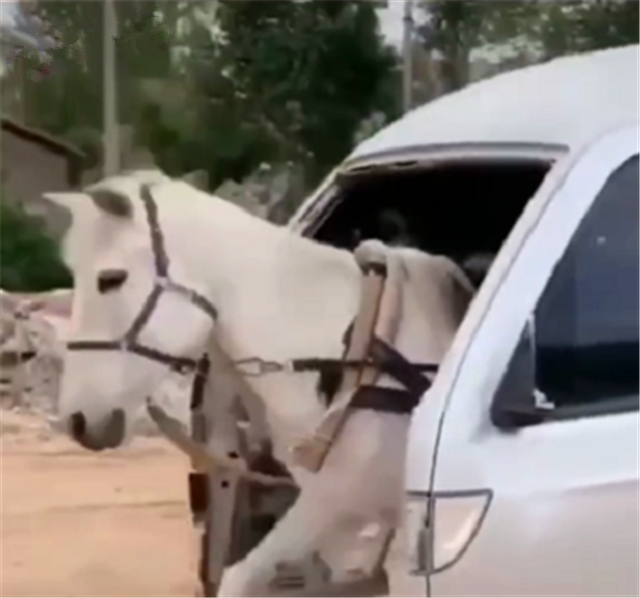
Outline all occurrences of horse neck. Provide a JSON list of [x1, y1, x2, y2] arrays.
[[179, 201, 361, 366]]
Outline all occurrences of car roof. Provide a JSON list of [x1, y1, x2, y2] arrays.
[[349, 45, 638, 162]]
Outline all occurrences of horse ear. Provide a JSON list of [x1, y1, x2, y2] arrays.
[[42, 192, 90, 237], [88, 189, 133, 219], [43, 192, 86, 211], [42, 192, 89, 225], [182, 170, 208, 191]]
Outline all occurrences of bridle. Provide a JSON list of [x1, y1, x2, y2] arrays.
[[66, 185, 218, 374]]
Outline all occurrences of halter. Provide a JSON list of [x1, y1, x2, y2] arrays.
[[66, 185, 218, 374]]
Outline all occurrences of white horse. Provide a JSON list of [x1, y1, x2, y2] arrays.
[[45, 170, 473, 596]]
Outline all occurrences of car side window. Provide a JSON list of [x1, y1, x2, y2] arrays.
[[534, 155, 639, 410]]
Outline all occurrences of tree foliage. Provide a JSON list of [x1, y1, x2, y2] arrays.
[[3, 0, 636, 289], [529, 1, 639, 58], [143, 1, 400, 188], [0, 199, 72, 292], [417, 0, 639, 94], [16, 1, 180, 167], [2, 1, 398, 288], [12, 0, 398, 189]]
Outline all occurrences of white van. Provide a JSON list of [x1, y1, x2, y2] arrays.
[[290, 44, 639, 596]]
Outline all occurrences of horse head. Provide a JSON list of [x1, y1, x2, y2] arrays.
[[45, 171, 222, 450]]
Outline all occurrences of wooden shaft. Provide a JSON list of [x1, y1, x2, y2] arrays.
[[147, 402, 295, 487]]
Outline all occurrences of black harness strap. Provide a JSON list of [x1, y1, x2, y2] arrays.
[[143, 186, 170, 278], [350, 385, 422, 414], [289, 356, 438, 379], [125, 285, 163, 343], [272, 316, 437, 414], [300, 320, 435, 410], [357, 339, 434, 414], [293, 346, 435, 414], [190, 354, 212, 411], [231, 332, 439, 414], [369, 339, 433, 398]]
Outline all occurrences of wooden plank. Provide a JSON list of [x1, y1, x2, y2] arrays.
[[200, 364, 246, 596]]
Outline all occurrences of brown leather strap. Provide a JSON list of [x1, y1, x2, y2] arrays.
[[290, 256, 390, 472]]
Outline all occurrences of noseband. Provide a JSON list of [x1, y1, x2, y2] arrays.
[[66, 185, 218, 374]]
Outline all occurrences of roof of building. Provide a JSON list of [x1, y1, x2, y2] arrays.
[[349, 44, 639, 162], [1, 116, 85, 160]]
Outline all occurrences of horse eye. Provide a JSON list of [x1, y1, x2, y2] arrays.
[[97, 269, 128, 294]]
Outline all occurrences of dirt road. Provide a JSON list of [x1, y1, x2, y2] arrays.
[[1, 411, 423, 598], [1, 411, 199, 597]]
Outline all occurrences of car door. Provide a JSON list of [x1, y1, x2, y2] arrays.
[[403, 123, 639, 597]]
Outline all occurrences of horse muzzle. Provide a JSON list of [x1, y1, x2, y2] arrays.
[[69, 408, 126, 451]]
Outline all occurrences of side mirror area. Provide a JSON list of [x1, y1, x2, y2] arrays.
[[490, 318, 554, 430]]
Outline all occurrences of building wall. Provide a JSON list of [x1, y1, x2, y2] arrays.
[[0, 129, 73, 238]]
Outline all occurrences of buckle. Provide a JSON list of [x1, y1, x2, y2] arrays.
[[235, 358, 286, 377]]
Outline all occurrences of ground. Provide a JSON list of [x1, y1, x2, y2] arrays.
[[1, 410, 421, 598], [1, 410, 198, 597]]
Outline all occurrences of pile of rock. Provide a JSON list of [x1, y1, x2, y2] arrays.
[[0, 289, 71, 415]]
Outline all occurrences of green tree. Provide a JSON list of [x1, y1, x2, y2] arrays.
[[417, 1, 539, 93], [15, 1, 180, 167], [163, 0, 400, 188], [0, 199, 72, 292], [417, 0, 639, 95], [10, 1, 399, 196], [529, 1, 639, 59]]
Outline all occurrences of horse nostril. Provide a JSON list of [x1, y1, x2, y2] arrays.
[[70, 411, 86, 441], [68, 409, 125, 450], [104, 408, 126, 448]]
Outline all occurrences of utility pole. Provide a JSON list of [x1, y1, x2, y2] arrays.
[[402, 0, 415, 114], [103, 0, 119, 176]]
